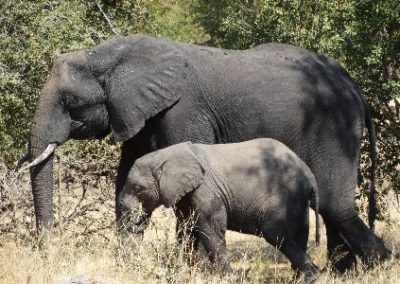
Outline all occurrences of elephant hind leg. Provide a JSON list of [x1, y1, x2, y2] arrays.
[[325, 218, 357, 273], [265, 236, 320, 280], [330, 212, 391, 268], [293, 211, 310, 252], [312, 147, 390, 272]]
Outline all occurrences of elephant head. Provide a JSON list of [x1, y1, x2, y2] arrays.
[[28, 36, 189, 234], [122, 143, 205, 228]]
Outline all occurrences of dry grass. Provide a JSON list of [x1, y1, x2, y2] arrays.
[[1, 160, 400, 284]]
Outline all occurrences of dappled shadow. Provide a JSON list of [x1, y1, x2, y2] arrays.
[[295, 53, 363, 162], [256, 142, 319, 265]]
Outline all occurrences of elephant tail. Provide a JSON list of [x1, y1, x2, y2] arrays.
[[312, 187, 321, 246], [309, 176, 320, 246], [362, 95, 378, 231]]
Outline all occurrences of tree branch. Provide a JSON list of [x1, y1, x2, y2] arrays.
[[95, 1, 119, 35]]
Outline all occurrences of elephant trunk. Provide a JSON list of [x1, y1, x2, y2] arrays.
[[29, 135, 56, 235], [29, 81, 70, 238]]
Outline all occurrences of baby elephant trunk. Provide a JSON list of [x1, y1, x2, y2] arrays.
[[309, 183, 320, 246]]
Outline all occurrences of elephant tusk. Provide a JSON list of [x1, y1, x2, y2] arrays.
[[18, 143, 57, 173]]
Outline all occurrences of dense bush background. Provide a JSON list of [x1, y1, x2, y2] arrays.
[[0, 0, 398, 196], [0, 0, 207, 161]]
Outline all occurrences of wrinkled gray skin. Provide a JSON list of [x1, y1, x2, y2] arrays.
[[121, 139, 320, 279], [29, 35, 389, 272]]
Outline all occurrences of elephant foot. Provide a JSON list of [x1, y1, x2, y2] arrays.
[[329, 249, 358, 274], [292, 267, 321, 284], [303, 272, 320, 284], [118, 229, 144, 247], [329, 245, 391, 274], [354, 230, 392, 270], [290, 261, 321, 284], [332, 214, 392, 271], [213, 261, 233, 276], [361, 247, 391, 270], [198, 261, 233, 278]]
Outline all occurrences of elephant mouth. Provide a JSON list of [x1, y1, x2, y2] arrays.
[[70, 120, 86, 137], [70, 120, 110, 140]]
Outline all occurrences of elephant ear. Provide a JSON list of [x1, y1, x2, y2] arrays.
[[107, 58, 189, 141], [157, 146, 205, 208]]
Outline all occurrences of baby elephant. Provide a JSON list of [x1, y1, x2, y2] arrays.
[[121, 138, 320, 279]]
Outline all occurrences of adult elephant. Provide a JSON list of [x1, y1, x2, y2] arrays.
[[26, 35, 389, 272]]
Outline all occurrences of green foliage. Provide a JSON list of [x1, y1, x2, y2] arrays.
[[138, 0, 207, 43], [0, 0, 206, 163], [345, 0, 400, 193], [0, 1, 93, 161]]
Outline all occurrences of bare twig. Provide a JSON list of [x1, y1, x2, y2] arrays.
[[95, 1, 119, 35]]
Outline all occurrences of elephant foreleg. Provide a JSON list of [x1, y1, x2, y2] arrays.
[[175, 204, 197, 262], [195, 208, 231, 275], [197, 227, 231, 275]]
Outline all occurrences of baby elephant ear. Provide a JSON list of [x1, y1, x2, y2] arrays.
[[158, 151, 205, 208]]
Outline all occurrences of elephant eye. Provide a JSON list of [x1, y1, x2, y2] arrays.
[[61, 89, 85, 110], [61, 94, 85, 117], [133, 184, 145, 193]]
